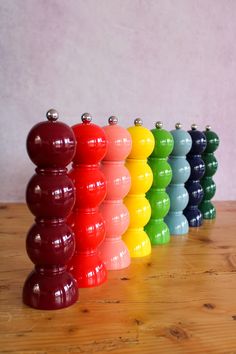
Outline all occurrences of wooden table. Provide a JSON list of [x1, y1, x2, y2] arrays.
[[0, 202, 236, 354]]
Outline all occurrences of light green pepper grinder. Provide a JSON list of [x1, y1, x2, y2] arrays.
[[145, 122, 174, 245], [199, 125, 219, 219]]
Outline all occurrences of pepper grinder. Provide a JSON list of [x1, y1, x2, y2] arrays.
[[199, 125, 219, 219], [99, 116, 132, 269], [23, 109, 78, 310], [165, 123, 192, 235], [145, 122, 174, 245], [122, 118, 154, 257], [183, 124, 207, 227], [68, 113, 108, 287]]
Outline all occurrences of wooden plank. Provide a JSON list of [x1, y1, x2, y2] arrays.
[[0, 202, 236, 353]]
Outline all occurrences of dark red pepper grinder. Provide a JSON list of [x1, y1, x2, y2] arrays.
[[23, 109, 78, 310], [68, 113, 108, 287]]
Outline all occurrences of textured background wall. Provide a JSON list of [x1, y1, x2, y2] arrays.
[[0, 0, 235, 201]]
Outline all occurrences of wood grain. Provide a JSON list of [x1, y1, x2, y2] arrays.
[[0, 202, 236, 354]]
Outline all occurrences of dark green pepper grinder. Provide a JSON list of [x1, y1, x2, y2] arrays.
[[145, 121, 174, 245], [199, 125, 219, 219]]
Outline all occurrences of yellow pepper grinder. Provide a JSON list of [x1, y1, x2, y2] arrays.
[[122, 118, 155, 257]]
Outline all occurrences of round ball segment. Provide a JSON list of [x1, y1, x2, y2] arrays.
[[145, 125, 174, 245], [165, 126, 192, 235], [72, 120, 107, 165], [101, 163, 131, 200], [67, 210, 105, 252], [183, 128, 207, 227], [167, 158, 191, 185], [124, 195, 151, 228], [127, 122, 155, 159], [69, 166, 106, 209], [26, 221, 75, 266], [100, 202, 129, 237], [99, 117, 132, 270], [199, 128, 219, 219], [26, 172, 75, 218], [27, 117, 76, 168], [148, 159, 172, 189], [146, 189, 170, 219], [122, 120, 154, 257], [202, 154, 218, 177], [23, 110, 78, 310], [103, 120, 132, 161], [126, 160, 153, 194], [68, 114, 108, 287]]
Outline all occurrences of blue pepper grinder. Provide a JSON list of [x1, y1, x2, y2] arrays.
[[183, 124, 207, 227], [165, 123, 192, 235]]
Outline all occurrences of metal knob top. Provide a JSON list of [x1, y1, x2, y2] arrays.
[[175, 122, 182, 129], [191, 123, 197, 130], [134, 118, 143, 126], [155, 121, 163, 129], [108, 116, 118, 125], [46, 109, 59, 122], [205, 125, 211, 131], [81, 112, 92, 123]]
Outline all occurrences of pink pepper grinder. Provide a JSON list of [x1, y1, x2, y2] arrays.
[[99, 116, 132, 270]]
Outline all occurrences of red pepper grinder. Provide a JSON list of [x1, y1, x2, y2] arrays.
[[68, 113, 108, 287], [23, 109, 78, 310]]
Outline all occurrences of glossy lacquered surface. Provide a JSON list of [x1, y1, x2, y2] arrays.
[[145, 125, 173, 245], [99, 119, 131, 270], [123, 121, 154, 257], [23, 111, 78, 310], [199, 129, 219, 219], [183, 128, 207, 227], [26, 120, 76, 168], [165, 127, 192, 235], [68, 116, 108, 287]]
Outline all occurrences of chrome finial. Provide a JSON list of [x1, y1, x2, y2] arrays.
[[46, 109, 59, 122], [155, 121, 163, 129], [108, 116, 118, 125], [175, 122, 182, 129], [81, 112, 92, 123], [191, 123, 197, 130], [134, 118, 143, 126]]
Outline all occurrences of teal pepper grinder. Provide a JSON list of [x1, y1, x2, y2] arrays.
[[145, 122, 174, 245], [199, 125, 219, 219], [165, 123, 192, 235]]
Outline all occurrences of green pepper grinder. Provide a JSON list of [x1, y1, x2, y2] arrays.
[[199, 125, 219, 219], [145, 121, 174, 245]]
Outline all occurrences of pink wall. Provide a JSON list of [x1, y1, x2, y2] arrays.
[[0, 0, 235, 201]]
